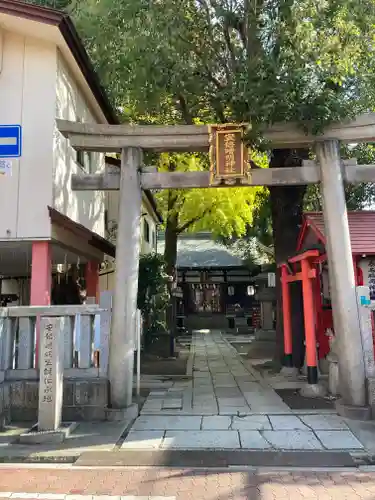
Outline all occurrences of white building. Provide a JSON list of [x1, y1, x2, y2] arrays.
[[0, 0, 161, 306], [99, 157, 162, 292]]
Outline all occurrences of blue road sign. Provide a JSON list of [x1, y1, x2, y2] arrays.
[[0, 125, 22, 158]]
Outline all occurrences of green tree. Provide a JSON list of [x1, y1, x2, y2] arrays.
[[137, 253, 169, 349], [155, 153, 262, 275], [32, 0, 375, 364], [305, 144, 375, 211]]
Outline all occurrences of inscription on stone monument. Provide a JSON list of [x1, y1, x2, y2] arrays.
[[99, 291, 112, 376], [38, 317, 64, 431], [41, 322, 53, 404]]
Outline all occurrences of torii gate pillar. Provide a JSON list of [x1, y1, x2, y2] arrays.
[[316, 140, 366, 409], [108, 147, 142, 408]]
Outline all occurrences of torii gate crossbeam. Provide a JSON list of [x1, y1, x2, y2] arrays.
[[71, 161, 375, 191]]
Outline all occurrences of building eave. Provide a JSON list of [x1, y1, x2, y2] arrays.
[[48, 206, 116, 258]]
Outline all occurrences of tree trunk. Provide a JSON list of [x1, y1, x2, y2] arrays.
[[164, 213, 178, 278], [269, 149, 308, 368], [163, 212, 179, 354]]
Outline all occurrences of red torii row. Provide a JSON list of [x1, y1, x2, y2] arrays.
[[280, 245, 365, 385], [281, 250, 326, 384]]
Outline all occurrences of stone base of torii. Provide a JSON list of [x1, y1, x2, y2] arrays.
[[57, 114, 375, 415]]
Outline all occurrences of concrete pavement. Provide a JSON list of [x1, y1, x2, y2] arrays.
[[0, 330, 374, 498], [124, 331, 366, 452], [0, 329, 373, 464]]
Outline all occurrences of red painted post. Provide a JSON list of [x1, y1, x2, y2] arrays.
[[281, 265, 293, 367], [314, 268, 329, 359], [30, 241, 52, 368], [353, 255, 358, 285], [301, 258, 318, 384], [85, 261, 99, 302]]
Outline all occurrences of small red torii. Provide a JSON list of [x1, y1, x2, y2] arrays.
[[279, 211, 373, 386]]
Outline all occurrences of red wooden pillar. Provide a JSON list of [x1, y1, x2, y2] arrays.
[[85, 261, 99, 302], [314, 267, 329, 359], [301, 258, 318, 384], [352, 255, 364, 286], [281, 265, 293, 367], [353, 255, 358, 285], [30, 241, 52, 367]]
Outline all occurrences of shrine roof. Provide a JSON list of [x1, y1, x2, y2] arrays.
[[298, 211, 375, 255], [157, 232, 245, 268]]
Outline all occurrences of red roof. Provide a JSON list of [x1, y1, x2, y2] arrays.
[[298, 211, 375, 255]]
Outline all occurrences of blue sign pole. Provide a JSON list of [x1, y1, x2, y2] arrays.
[[0, 125, 22, 158]]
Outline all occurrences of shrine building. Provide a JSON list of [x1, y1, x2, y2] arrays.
[[281, 211, 375, 381], [158, 232, 275, 331]]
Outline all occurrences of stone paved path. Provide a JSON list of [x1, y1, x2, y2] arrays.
[[125, 331, 365, 452], [3, 466, 375, 499]]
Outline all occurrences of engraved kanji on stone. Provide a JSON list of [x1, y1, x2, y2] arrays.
[[45, 323, 53, 340]]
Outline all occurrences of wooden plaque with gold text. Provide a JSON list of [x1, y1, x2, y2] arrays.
[[209, 124, 250, 185]]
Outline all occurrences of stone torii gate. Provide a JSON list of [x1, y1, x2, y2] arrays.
[[58, 114, 375, 414]]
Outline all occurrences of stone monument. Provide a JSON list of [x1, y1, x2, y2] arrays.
[[38, 316, 65, 431]]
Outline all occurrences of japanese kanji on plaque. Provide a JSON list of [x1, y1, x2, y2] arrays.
[[209, 124, 249, 184]]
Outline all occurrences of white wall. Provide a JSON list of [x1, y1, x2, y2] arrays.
[[105, 188, 119, 243], [0, 30, 55, 239], [105, 188, 158, 254], [141, 214, 157, 254], [99, 270, 116, 293], [53, 52, 105, 237], [100, 190, 158, 293]]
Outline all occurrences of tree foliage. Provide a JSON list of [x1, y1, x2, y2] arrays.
[[156, 153, 261, 238], [66, 0, 375, 134], [32, 0, 375, 232], [137, 253, 169, 346], [59, 0, 375, 233], [305, 144, 375, 211]]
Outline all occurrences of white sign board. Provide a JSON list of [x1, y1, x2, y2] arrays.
[[268, 272, 276, 288], [356, 286, 375, 378]]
